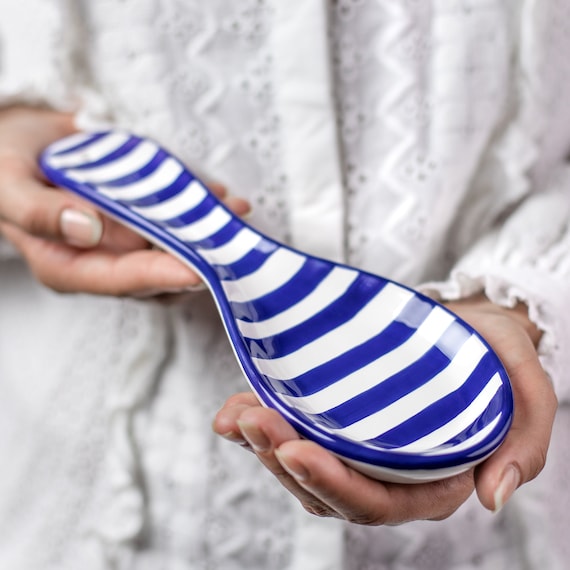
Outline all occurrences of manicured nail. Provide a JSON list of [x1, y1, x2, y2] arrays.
[[60, 208, 103, 247], [493, 465, 521, 514], [150, 283, 207, 294], [219, 431, 248, 446], [237, 420, 270, 453], [184, 282, 207, 292], [275, 449, 309, 482], [241, 207, 253, 221]]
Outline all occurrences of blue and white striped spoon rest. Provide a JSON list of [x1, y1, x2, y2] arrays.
[[40, 131, 513, 483]]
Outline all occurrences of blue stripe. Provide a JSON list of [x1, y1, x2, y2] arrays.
[[158, 195, 218, 228], [214, 241, 279, 280], [244, 275, 388, 359], [440, 389, 505, 446], [305, 320, 470, 428], [52, 132, 109, 156], [192, 218, 243, 249], [309, 344, 452, 430], [263, 317, 420, 397], [65, 137, 142, 169], [230, 259, 335, 322], [99, 149, 169, 187], [119, 171, 196, 207], [357, 351, 499, 447]]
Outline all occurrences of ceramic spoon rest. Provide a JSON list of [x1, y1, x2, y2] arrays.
[[40, 131, 513, 483]]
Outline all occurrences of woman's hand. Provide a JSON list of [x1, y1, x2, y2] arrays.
[[214, 391, 475, 524], [0, 105, 250, 297], [445, 295, 556, 512], [213, 295, 557, 524]]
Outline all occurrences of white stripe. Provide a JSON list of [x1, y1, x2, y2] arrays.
[[222, 249, 306, 303], [65, 140, 158, 183], [330, 335, 488, 441], [47, 132, 131, 169], [96, 158, 185, 204], [281, 306, 456, 414], [131, 179, 207, 219], [199, 228, 263, 266], [45, 132, 101, 156], [252, 283, 414, 380], [238, 267, 359, 339], [169, 206, 232, 242], [422, 413, 503, 457], [394, 373, 503, 453]]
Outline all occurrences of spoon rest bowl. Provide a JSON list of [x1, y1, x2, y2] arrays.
[[40, 131, 513, 483]]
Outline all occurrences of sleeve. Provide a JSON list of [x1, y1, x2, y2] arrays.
[[422, 182, 570, 402], [421, 1, 570, 402]]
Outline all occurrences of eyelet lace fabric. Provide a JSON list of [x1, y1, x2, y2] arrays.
[[1, 1, 570, 569]]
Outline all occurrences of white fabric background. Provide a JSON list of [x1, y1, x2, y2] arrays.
[[1, 1, 570, 568]]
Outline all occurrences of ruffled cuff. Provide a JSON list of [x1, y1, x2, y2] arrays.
[[0, 0, 78, 111], [421, 183, 570, 402]]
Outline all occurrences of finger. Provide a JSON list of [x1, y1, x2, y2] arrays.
[[235, 406, 301, 457], [223, 392, 261, 409], [216, 400, 475, 523], [474, 351, 557, 512], [0, 170, 103, 246], [0, 106, 75, 152], [205, 181, 251, 218], [230, 406, 341, 518], [207, 182, 228, 199], [212, 393, 261, 443], [275, 440, 475, 524], [0, 222, 203, 295], [98, 216, 150, 252], [223, 195, 251, 218]]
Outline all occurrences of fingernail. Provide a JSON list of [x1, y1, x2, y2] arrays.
[[60, 209, 103, 247], [493, 465, 521, 514], [219, 431, 248, 446], [184, 282, 207, 292], [275, 449, 309, 482], [152, 283, 207, 294], [237, 420, 270, 453]]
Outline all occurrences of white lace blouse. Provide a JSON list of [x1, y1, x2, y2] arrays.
[[1, 1, 569, 569]]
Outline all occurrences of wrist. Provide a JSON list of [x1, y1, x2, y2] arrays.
[[446, 293, 543, 348]]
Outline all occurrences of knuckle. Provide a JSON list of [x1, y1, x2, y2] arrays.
[[527, 445, 548, 482], [546, 388, 559, 414], [0, 154, 28, 179], [301, 501, 335, 519], [346, 511, 384, 526], [14, 201, 58, 238], [224, 393, 249, 408], [429, 506, 460, 521], [29, 266, 67, 294]]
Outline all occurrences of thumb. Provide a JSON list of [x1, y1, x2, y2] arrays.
[[474, 355, 557, 512], [0, 173, 103, 247]]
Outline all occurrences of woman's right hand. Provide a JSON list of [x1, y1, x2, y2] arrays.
[[213, 296, 556, 524], [0, 105, 250, 297]]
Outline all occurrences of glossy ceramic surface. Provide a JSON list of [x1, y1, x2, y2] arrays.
[[40, 131, 514, 483]]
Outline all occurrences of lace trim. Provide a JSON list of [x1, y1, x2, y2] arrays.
[[420, 185, 570, 401]]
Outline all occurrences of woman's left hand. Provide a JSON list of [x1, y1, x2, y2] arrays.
[[213, 295, 557, 524], [0, 105, 250, 298]]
